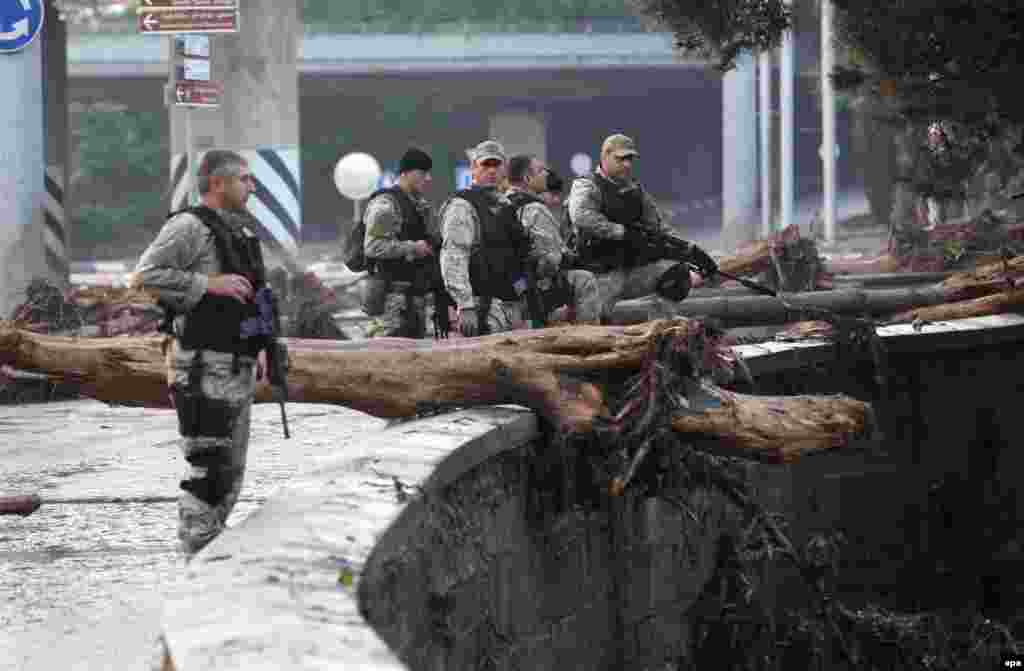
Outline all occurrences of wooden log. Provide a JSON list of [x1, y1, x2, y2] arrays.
[[939, 255, 1024, 302], [673, 384, 873, 463], [0, 319, 871, 461], [612, 286, 949, 327], [887, 288, 1024, 324]]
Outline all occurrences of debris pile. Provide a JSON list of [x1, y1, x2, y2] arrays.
[[6, 272, 350, 341], [714, 224, 833, 292]]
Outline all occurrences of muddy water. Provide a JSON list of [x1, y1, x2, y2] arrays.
[[0, 399, 384, 670]]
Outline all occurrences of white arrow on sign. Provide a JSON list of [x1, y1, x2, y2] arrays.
[[0, 18, 29, 41], [141, 13, 158, 30], [18, 0, 31, 10]]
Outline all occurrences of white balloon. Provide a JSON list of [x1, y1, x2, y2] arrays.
[[333, 152, 382, 200], [570, 152, 593, 177]]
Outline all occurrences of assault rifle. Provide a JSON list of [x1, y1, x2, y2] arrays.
[[241, 286, 291, 438], [620, 221, 778, 297]]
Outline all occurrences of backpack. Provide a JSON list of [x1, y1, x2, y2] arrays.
[[343, 219, 368, 272]]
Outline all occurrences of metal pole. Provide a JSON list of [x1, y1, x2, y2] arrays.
[[780, 0, 795, 232], [759, 50, 773, 237], [722, 52, 759, 248], [353, 198, 362, 225], [822, 0, 837, 244], [0, 34, 45, 318]]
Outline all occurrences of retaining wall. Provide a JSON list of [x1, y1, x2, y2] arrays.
[[161, 313, 1024, 669]]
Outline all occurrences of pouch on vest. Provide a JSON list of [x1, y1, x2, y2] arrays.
[[344, 220, 368, 272], [361, 274, 391, 316]]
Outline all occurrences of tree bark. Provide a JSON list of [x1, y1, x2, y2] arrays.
[[0, 319, 871, 461], [616, 254, 1024, 326], [613, 286, 949, 327], [673, 384, 873, 464], [888, 288, 1024, 324]]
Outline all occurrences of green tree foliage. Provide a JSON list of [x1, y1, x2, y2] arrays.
[[628, 0, 791, 70], [71, 104, 166, 257], [631, 0, 1024, 200]]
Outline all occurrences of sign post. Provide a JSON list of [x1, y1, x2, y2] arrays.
[[142, 2, 239, 205], [137, 0, 240, 36]]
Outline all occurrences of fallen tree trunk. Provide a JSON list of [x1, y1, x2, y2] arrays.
[[615, 253, 1024, 327], [887, 288, 1024, 324], [939, 255, 1024, 302], [612, 286, 949, 327], [673, 384, 872, 463], [0, 319, 871, 461]]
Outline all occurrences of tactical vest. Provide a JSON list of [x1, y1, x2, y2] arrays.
[[168, 206, 268, 356], [454, 188, 530, 302], [577, 171, 651, 269], [505, 189, 545, 214], [365, 186, 433, 288]]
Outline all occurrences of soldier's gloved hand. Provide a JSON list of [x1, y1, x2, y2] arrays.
[[688, 244, 718, 278], [458, 306, 481, 337]]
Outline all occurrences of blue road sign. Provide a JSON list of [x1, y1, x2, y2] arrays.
[[0, 0, 44, 54]]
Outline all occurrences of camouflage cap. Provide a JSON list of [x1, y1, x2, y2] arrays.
[[601, 133, 639, 159], [467, 139, 507, 164]]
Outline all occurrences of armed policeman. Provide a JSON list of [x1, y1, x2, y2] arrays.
[[130, 149, 283, 557], [439, 140, 531, 336], [361, 147, 436, 338], [505, 154, 600, 325], [567, 133, 718, 321]]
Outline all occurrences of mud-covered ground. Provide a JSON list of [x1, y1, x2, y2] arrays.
[[0, 399, 384, 671]]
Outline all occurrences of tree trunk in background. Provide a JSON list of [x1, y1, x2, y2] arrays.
[[851, 93, 897, 232]]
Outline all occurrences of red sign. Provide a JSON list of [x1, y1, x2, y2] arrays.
[[140, 0, 237, 8], [138, 9, 239, 34], [174, 80, 223, 108]]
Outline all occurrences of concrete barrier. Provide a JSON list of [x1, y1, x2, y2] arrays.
[[159, 312, 1024, 669], [160, 406, 539, 670]]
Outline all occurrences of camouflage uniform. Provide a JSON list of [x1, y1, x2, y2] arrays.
[[439, 189, 525, 333], [362, 190, 433, 338], [131, 208, 263, 556], [568, 172, 684, 321], [507, 186, 601, 324]]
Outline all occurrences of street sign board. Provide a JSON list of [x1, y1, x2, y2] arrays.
[[174, 34, 210, 58], [140, 0, 237, 8], [138, 8, 239, 34], [173, 80, 222, 108], [0, 0, 44, 54], [182, 58, 211, 81]]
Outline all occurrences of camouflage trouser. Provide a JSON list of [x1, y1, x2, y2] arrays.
[[168, 343, 256, 557], [593, 259, 683, 322], [366, 281, 428, 338], [529, 269, 602, 324]]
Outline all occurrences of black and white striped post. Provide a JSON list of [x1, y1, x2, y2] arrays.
[[42, 0, 69, 281], [169, 146, 301, 255], [43, 164, 68, 277]]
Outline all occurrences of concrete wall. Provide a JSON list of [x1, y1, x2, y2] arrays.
[[358, 439, 785, 670], [161, 317, 1024, 669]]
